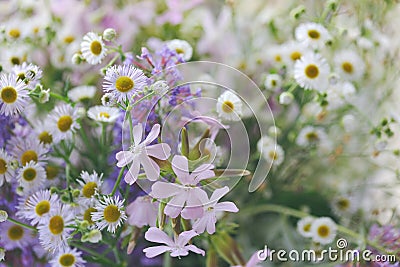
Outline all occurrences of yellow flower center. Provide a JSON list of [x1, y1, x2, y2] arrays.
[[1, 86, 18, 104], [63, 35, 75, 44], [269, 151, 278, 160], [8, 225, 24, 241], [317, 225, 330, 238], [49, 215, 64, 235], [57, 115, 73, 132], [274, 54, 282, 62], [9, 29, 21, 39], [290, 51, 302, 61], [38, 131, 53, 145], [341, 62, 353, 74], [0, 158, 7, 175], [84, 207, 97, 225], [337, 198, 350, 210], [23, 167, 37, 181], [115, 76, 134, 93], [305, 64, 319, 79], [21, 150, 38, 166], [308, 29, 320, 39], [82, 182, 97, 198], [35, 200, 50, 216], [46, 165, 59, 180], [175, 48, 184, 54], [303, 223, 311, 232], [59, 254, 75, 267], [99, 112, 110, 119], [11, 57, 20, 65], [90, 41, 103, 55], [103, 205, 121, 223], [222, 100, 234, 113], [306, 132, 319, 142]]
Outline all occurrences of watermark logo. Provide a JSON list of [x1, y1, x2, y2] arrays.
[[257, 238, 397, 263]]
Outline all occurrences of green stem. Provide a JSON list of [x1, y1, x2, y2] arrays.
[[101, 123, 107, 147], [50, 92, 71, 103], [7, 217, 37, 232], [242, 204, 399, 260], [110, 166, 126, 196], [163, 252, 172, 267], [70, 242, 116, 266]]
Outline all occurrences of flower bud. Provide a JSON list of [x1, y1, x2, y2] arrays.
[[71, 53, 83, 65], [102, 28, 117, 42], [0, 248, 5, 262], [279, 92, 294, 105], [88, 229, 102, 243], [0, 210, 8, 222], [38, 88, 50, 104]]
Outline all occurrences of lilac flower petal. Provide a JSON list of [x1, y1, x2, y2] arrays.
[[124, 162, 140, 185], [146, 143, 171, 160], [247, 252, 263, 267], [144, 227, 174, 246], [206, 215, 217, 234], [210, 186, 230, 203], [193, 216, 208, 234], [143, 246, 172, 258], [141, 156, 160, 181], [215, 202, 239, 213], [171, 155, 190, 182], [181, 206, 204, 220], [176, 230, 199, 247], [170, 248, 189, 257], [143, 124, 160, 145], [193, 169, 215, 183], [151, 182, 181, 198], [164, 193, 187, 218], [116, 151, 135, 167], [185, 244, 205, 256], [133, 123, 143, 146]]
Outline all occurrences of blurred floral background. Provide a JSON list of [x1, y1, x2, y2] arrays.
[[0, 0, 400, 266]]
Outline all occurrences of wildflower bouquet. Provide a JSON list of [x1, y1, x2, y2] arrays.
[[1, 0, 400, 267]]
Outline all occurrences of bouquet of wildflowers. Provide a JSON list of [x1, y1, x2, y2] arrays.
[[1, 0, 400, 267]]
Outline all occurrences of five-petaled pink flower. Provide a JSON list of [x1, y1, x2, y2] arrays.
[[151, 155, 214, 219], [116, 123, 171, 184], [192, 186, 238, 234], [143, 227, 205, 258]]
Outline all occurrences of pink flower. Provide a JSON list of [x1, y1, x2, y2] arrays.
[[126, 196, 158, 227], [151, 155, 214, 219], [156, 0, 203, 25], [192, 186, 238, 234], [116, 123, 171, 184], [143, 227, 205, 258]]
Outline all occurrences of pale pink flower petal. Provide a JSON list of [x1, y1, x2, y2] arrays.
[[116, 151, 135, 167], [124, 161, 140, 185], [145, 227, 174, 246], [151, 182, 181, 198], [171, 155, 190, 183], [143, 124, 160, 145], [215, 202, 239, 213], [210, 186, 230, 203], [141, 156, 160, 181], [146, 143, 171, 160], [176, 230, 198, 247], [143, 246, 172, 258], [186, 244, 205, 256], [133, 123, 143, 146], [164, 193, 188, 218]]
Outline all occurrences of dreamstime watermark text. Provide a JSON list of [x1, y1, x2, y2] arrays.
[[257, 238, 397, 263]]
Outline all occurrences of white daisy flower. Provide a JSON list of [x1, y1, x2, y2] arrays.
[[32, 119, 54, 146], [92, 195, 127, 234], [282, 41, 308, 65], [78, 205, 98, 229], [331, 194, 357, 216], [0, 73, 29, 117], [77, 171, 104, 206], [101, 92, 115, 107], [326, 81, 356, 110], [0, 220, 34, 250], [0, 148, 15, 187], [12, 62, 42, 89], [166, 39, 193, 61], [261, 144, 285, 167], [49, 104, 81, 142], [294, 53, 330, 92], [295, 22, 332, 49], [80, 32, 107, 65], [67, 85, 97, 102], [296, 126, 328, 147], [216, 91, 243, 121], [49, 247, 86, 267], [297, 216, 314, 238], [264, 74, 282, 91], [10, 135, 48, 166], [87, 105, 121, 123], [17, 161, 46, 194], [334, 50, 365, 81], [16, 189, 59, 225], [37, 203, 74, 252], [103, 65, 148, 104], [310, 217, 337, 244], [257, 136, 275, 153]]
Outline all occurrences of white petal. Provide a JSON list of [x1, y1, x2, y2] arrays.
[[115, 151, 134, 167], [176, 230, 198, 247], [144, 227, 174, 246], [133, 123, 143, 146], [143, 124, 160, 145], [209, 186, 230, 203], [124, 161, 140, 185], [185, 245, 205, 256], [141, 156, 160, 181], [215, 202, 239, 213], [171, 155, 190, 182], [151, 182, 181, 198], [143, 246, 172, 258], [146, 143, 171, 160]]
